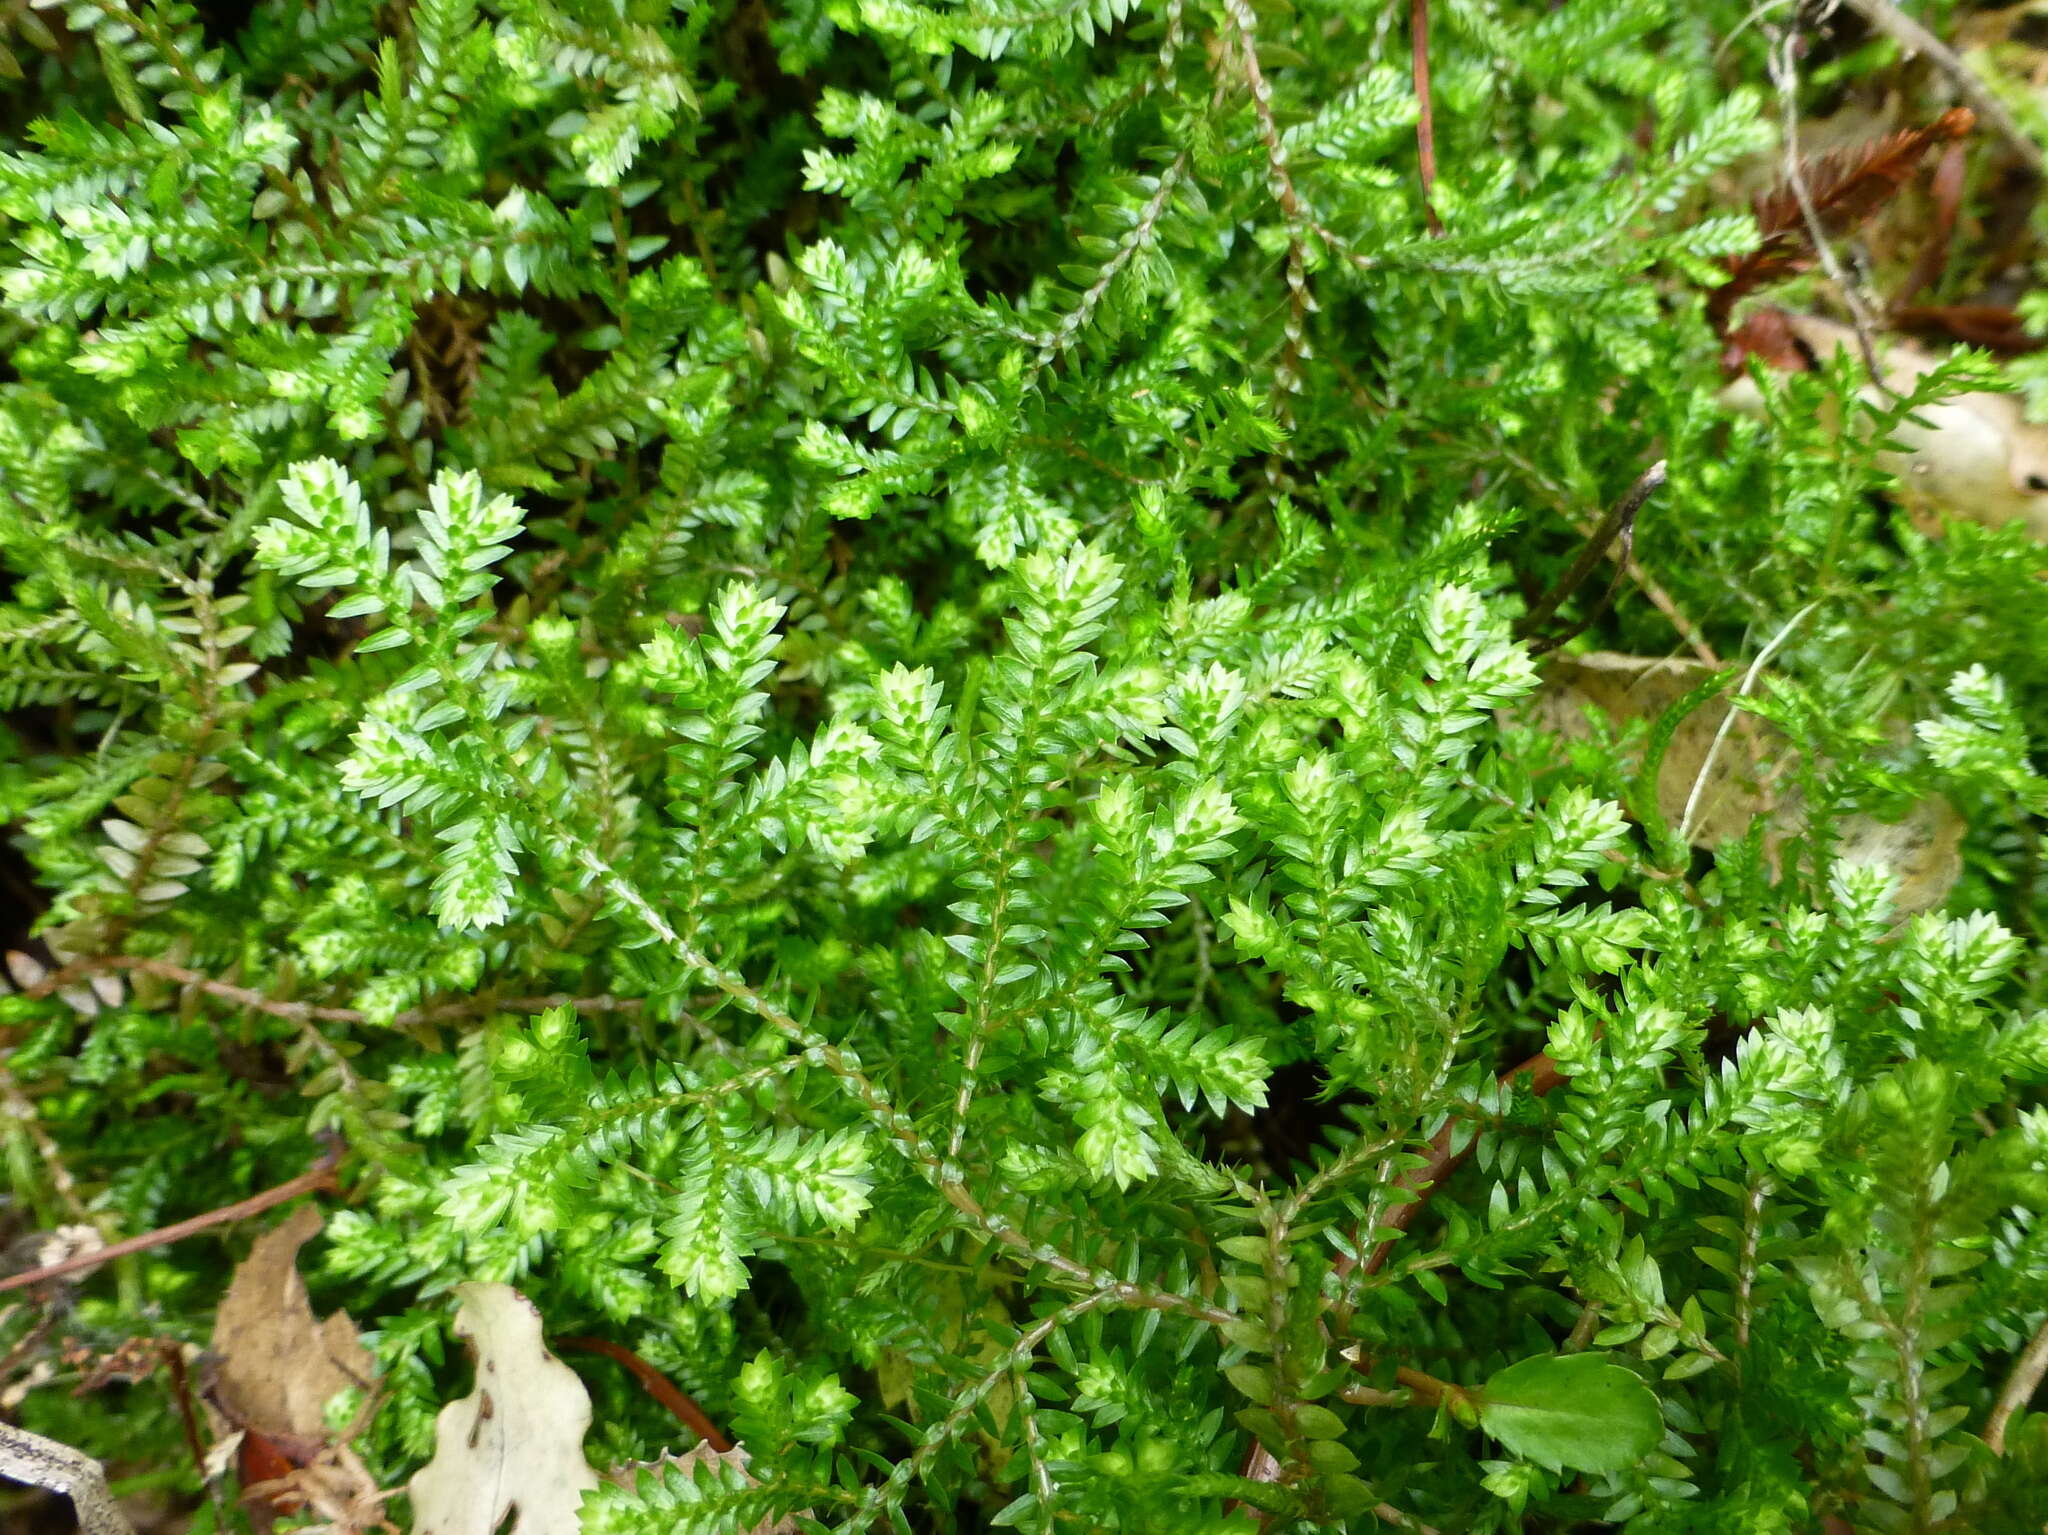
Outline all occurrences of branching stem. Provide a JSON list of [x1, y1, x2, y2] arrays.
[[0, 1138, 345, 1296]]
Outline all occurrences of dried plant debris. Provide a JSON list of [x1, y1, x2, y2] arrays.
[[241, 1443, 393, 1535], [210, 1205, 375, 1448], [208, 1205, 385, 1531], [0, 948, 123, 1016], [2, 1221, 104, 1291], [408, 1283, 600, 1535], [1526, 651, 1963, 916], [1710, 108, 1976, 333], [1722, 310, 2048, 539], [0, 1422, 134, 1535]]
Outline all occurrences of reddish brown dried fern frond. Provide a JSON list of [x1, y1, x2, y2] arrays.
[[1708, 107, 1975, 333]]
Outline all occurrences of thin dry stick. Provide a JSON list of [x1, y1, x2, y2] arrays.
[[1676, 599, 1821, 845], [1498, 446, 1721, 665], [1517, 461, 1668, 654], [0, 1138, 344, 1296], [1573, 521, 1720, 666], [1767, 21, 1887, 384], [157, 1339, 228, 1529], [19, 952, 642, 1028], [1838, 0, 2042, 175], [1410, 0, 1444, 235], [1985, 1316, 2048, 1454]]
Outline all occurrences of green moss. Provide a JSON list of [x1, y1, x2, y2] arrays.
[[5, 0, 2048, 1529]]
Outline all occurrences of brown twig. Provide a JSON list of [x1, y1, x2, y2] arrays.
[[1497, 446, 1721, 665], [158, 1340, 221, 1520], [0, 1138, 345, 1296], [1516, 461, 1667, 655], [1766, 25, 1929, 380], [1837, 0, 2042, 176], [19, 953, 643, 1028], [553, 1335, 732, 1453], [1985, 1315, 2048, 1454], [1410, 0, 1443, 236], [1342, 1049, 1566, 1284]]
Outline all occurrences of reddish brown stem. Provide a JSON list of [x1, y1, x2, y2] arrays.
[[159, 1341, 213, 1489], [1238, 1055, 1562, 1503], [554, 1335, 733, 1452], [1411, 0, 1443, 236], [0, 1138, 345, 1295], [1342, 1050, 1565, 1283], [20, 953, 643, 1028]]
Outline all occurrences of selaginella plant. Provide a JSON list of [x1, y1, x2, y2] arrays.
[[7, 0, 2048, 1529]]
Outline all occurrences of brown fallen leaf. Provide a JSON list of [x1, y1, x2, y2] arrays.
[[210, 1205, 375, 1452], [408, 1283, 600, 1535], [1892, 304, 2042, 356], [1721, 310, 2048, 540], [208, 1205, 383, 1533], [1524, 650, 1963, 917], [242, 1443, 394, 1535]]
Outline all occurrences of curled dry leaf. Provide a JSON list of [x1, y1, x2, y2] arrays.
[[1721, 311, 2048, 540], [408, 1283, 600, 1535], [1524, 651, 1962, 917], [210, 1205, 375, 1450], [242, 1443, 394, 1535], [208, 1205, 383, 1532]]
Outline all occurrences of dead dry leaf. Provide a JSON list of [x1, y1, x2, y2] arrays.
[[208, 1206, 384, 1533], [243, 1443, 395, 1535], [408, 1282, 599, 1535], [1523, 650, 1962, 916], [1720, 312, 2048, 540], [210, 1205, 375, 1450]]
